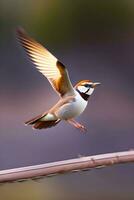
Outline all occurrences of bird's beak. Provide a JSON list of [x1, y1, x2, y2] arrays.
[[92, 82, 101, 88]]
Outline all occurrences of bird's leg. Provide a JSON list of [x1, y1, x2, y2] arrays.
[[67, 119, 87, 133]]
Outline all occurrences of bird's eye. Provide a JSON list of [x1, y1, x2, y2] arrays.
[[84, 84, 90, 88]]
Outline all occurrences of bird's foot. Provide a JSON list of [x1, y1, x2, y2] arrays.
[[76, 123, 87, 133], [67, 119, 87, 133]]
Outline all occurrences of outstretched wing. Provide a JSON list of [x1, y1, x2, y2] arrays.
[[16, 28, 74, 97]]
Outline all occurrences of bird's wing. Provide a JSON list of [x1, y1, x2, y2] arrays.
[[16, 28, 75, 97], [49, 95, 76, 113]]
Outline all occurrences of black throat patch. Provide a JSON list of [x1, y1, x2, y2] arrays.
[[76, 89, 90, 101]]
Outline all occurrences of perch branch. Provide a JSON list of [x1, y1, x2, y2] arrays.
[[0, 150, 134, 183]]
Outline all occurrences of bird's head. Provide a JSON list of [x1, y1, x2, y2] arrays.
[[75, 80, 101, 101]]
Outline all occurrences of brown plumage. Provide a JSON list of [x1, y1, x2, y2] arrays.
[[25, 96, 75, 129], [25, 113, 60, 129], [16, 28, 74, 97], [17, 28, 101, 132], [25, 113, 47, 125], [75, 80, 92, 88], [33, 120, 60, 129]]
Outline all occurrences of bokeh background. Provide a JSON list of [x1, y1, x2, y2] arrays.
[[0, 0, 134, 199]]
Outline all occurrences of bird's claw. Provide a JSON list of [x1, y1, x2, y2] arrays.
[[77, 124, 87, 133]]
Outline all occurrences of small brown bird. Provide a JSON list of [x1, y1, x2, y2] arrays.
[[17, 28, 100, 132]]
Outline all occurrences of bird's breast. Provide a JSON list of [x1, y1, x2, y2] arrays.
[[55, 92, 87, 120]]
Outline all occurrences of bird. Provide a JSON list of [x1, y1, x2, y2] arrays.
[[16, 28, 101, 132]]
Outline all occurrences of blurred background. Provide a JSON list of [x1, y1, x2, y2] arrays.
[[0, 0, 134, 199]]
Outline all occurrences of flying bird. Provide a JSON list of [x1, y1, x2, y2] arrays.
[[16, 28, 100, 132]]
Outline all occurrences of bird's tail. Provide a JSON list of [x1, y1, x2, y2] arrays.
[[25, 113, 60, 129]]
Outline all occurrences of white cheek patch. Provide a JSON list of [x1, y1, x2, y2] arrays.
[[77, 86, 87, 93], [86, 88, 94, 95]]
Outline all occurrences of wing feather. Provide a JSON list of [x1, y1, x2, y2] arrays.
[[16, 28, 74, 96]]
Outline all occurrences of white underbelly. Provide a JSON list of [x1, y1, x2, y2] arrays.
[[56, 93, 87, 120]]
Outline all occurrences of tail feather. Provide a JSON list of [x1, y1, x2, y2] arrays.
[[25, 113, 47, 125], [25, 113, 60, 129], [33, 119, 60, 129]]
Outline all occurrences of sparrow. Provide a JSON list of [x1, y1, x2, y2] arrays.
[[16, 28, 100, 132]]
